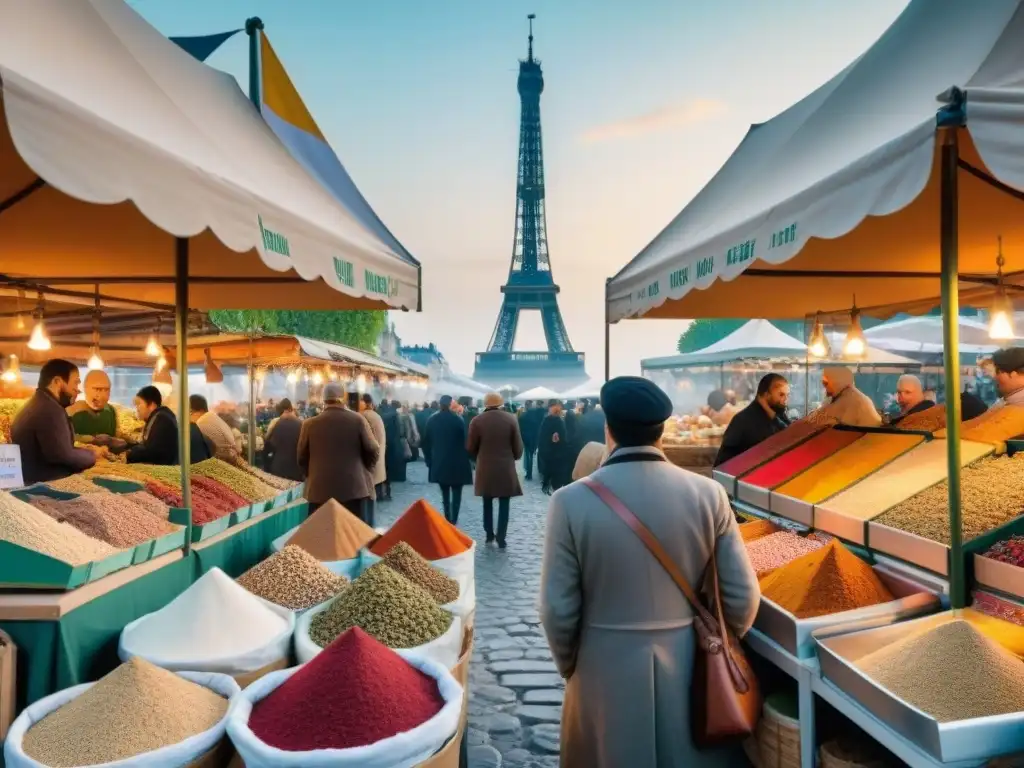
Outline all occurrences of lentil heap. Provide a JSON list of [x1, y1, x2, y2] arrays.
[[121, 568, 289, 662], [739, 519, 781, 543], [22, 657, 228, 767], [285, 498, 377, 561], [716, 419, 828, 479], [381, 541, 460, 604], [249, 627, 444, 751], [309, 562, 453, 649], [369, 499, 473, 560], [894, 404, 947, 432], [229, 455, 296, 491], [744, 531, 824, 577], [758, 541, 894, 618], [740, 429, 863, 490], [855, 620, 1024, 722], [122, 490, 171, 520], [43, 474, 107, 494], [237, 546, 348, 610], [874, 453, 1024, 543], [937, 404, 1024, 444], [28, 494, 178, 549], [0, 492, 116, 565], [191, 458, 277, 502]]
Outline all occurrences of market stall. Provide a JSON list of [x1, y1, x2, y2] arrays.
[[606, 1, 1024, 764]]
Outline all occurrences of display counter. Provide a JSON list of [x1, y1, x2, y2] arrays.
[[662, 444, 718, 476]]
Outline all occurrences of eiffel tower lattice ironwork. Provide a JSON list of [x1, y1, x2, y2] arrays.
[[474, 14, 586, 391]]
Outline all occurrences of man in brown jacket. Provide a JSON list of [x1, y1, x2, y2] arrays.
[[297, 382, 379, 523], [467, 392, 524, 548]]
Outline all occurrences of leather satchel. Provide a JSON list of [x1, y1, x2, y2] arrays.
[[580, 476, 761, 747]]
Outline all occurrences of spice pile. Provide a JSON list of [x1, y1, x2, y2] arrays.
[[28, 494, 178, 549], [140, 478, 240, 525], [123, 490, 171, 520], [773, 433, 923, 504], [0, 492, 116, 565], [381, 542, 460, 604], [370, 499, 473, 560], [285, 499, 377, 561], [249, 627, 445, 751], [238, 546, 348, 611], [874, 454, 1024, 543], [744, 531, 824, 577], [740, 429, 863, 490], [309, 563, 454, 649], [894, 404, 947, 432], [855, 620, 1024, 722], [22, 657, 227, 765], [229, 455, 296, 491], [43, 475, 107, 494], [716, 420, 828, 479], [739, 519, 781, 543], [122, 568, 289, 663], [758, 541, 894, 618], [984, 535, 1024, 566], [192, 458, 277, 502], [937, 405, 1024, 444]]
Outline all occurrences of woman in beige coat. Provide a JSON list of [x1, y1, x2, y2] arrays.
[[541, 377, 760, 767], [360, 394, 387, 496]]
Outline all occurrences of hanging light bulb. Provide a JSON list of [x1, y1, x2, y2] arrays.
[[312, 371, 324, 385], [86, 296, 103, 371], [144, 332, 161, 357], [989, 237, 1016, 340], [87, 347, 104, 371], [807, 313, 830, 358], [286, 369, 299, 384], [2, 354, 21, 384], [27, 294, 50, 352], [843, 297, 867, 359]]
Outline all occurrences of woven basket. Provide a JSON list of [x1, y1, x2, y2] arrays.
[[820, 738, 899, 768], [755, 692, 801, 768]]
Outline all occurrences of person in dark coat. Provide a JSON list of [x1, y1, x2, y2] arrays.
[[578, 400, 607, 445], [468, 392, 524, 548], [415, 402, 433, 454], [564, 402, 585, 475], [538, 399, 569, 495], [262, 398, 303, 481], [422, 395, 473, 524], [127, 386, 212, 465], [379, 401, 405, 491], [714, 373, 791, 467], [11, 359, 97, 484], [519, 400, 546, 481]]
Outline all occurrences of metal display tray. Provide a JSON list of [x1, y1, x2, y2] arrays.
[[736, 480, 770, 510], [768, 492, 814, 527], [712, 469, 735, 498], [755, 564, 942, 658], [814, 504, 873, 546], [815, 611, 1024, 763], [868, 522, 951, 575]]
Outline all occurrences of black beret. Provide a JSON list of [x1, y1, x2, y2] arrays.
[[992, 347, 1024, 374], [600, 376, 673, 427]]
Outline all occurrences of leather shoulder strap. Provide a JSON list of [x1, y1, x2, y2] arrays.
[[580, 476, 716, 627]]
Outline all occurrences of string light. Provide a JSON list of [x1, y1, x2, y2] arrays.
[[27, 294, 50, 352], [87, 348, 104, 371]]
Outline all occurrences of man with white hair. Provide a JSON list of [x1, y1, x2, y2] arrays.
[[892, 373, 935, 424]]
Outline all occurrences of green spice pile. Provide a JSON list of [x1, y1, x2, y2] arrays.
[[238, 546, 348, 610], [28, 493, 178, 549], [192, 458, 277, 502], [22, 657, 228, 766], [855, 620, 1024, 722], [0, 492, 116, 565], [874, 454, 1024, 543], [381, 541, 459, 604], [229, 456, 296, 491], [309, 562, 454, 649]]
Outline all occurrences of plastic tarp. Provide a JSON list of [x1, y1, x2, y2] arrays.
[[608, 0, 1024, 322], [0, 0, 419, 311]]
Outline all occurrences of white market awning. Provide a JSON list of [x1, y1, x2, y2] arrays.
[[608, 0, 1024, 323], [518, 386, 561, 401], [559, 379, 604, 400], [0, 0, 419, 311], [644, 320, 807, 369], [864, 316, 996, 347]]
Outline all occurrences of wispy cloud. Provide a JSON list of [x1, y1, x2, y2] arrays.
[[580, 99, 728, 144]]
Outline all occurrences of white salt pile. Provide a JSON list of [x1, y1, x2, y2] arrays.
[[120, 568, 289, 662]]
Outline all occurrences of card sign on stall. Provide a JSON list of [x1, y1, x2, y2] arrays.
[[0, 445, 24, 489]]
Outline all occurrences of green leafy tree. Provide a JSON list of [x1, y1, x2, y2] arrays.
[[209, 310, 387, 352], [677, 319, 806, 353]]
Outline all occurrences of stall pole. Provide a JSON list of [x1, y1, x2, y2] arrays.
[[247, 334, 256, 465], [603, 278, 611, 382], [938, 126, 964, 608], [175, 237, 193, 552], [245, 17, 264, 112]]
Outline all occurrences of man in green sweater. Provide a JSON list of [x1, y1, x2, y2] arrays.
[[68, 369, 117, 437]]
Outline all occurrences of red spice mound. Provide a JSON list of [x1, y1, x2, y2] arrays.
[[144, 479, 237, 525], [249, 627, 445, 751], [369, 499, 473, 560], [192, 476, 249, 510]]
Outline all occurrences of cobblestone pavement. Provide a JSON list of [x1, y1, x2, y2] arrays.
[[377, 459, 560, 768]]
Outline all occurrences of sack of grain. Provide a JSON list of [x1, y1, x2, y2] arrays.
[[294, 594, 463, 669], [441, 573, 475, 628], [271, 527, 362, 580], [226, 654, 462, 768], [3, 670, 239, 768]]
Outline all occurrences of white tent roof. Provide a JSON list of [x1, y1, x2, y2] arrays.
[[560, 379, 604, 400], [0, 0, 418, 310], [643, 320, 806, 368], [518, 386, 560, 401], [864, 316, 996, 347], [608, 0, 1024, 322]]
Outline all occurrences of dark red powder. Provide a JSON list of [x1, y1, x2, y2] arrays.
[[143, 479, 240, 525], [740, 428, 863, 489], [248, 627, 446, 751], [717, 419, 827, 479]]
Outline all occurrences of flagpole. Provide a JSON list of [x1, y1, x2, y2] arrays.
[[245, 17, 264, 111]]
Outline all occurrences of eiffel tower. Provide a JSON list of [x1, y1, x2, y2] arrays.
[[474, 15, 587, 392]]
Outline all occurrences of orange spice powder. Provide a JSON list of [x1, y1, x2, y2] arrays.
[[369, 499, 473, 560], [739, 519, 781, 543]]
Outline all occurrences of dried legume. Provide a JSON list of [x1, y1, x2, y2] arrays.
[[28, 493, 179, 549], [228, 455, 296, 491], [123, 491, 171, 520], [191, 459, 277, 502], [744, 531, 824, 577], [381, 541, 459, 604], [22, 657, 227, 766], [855, 620, 1024, 722], [309, 562, 454, 649], [238, 546, 348, 610], [0, 492, 115, 564], [43, 474, 107, 494]]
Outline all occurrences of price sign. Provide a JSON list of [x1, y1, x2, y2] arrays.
[[0, 444, 24, 489]]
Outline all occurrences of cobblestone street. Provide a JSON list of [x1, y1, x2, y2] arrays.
[[377, 459, 560, 768]]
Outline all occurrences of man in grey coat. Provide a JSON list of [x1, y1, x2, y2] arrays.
[[540, 376, 760, 768]]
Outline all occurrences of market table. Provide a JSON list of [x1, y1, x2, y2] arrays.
[[191, 499, 309, 578], [662, 444, 718, 477]]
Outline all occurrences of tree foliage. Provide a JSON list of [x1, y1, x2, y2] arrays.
[[677, 319, 805, 353], [209, 310, 388, 352]]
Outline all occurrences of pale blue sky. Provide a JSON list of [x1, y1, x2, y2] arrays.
[[137, 0, 910, 378]]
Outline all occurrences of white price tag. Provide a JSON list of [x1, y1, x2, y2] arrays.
[[0, 444, 24, 489]]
